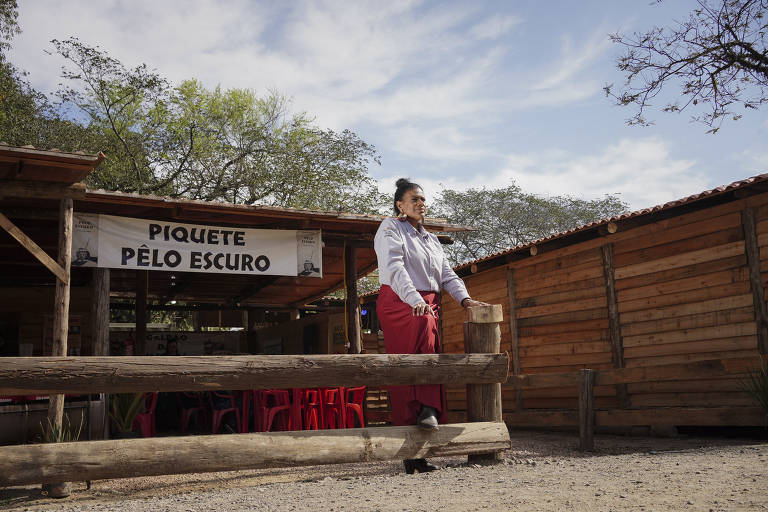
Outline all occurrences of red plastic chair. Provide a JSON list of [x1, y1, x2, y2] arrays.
[[178, 392, 207, 433], [133, 392, 158, 437], [261, 389, 292, 431], [344, 386, 366, 428], [322, 387, 346, 429], [302, 388, 324, 430], [209, 391, 241, 434]]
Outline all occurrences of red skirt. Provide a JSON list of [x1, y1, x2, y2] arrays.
[[376, 285, 447, 426]]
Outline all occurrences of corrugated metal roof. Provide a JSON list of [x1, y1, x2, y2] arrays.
[[454, 172, 768, 271]]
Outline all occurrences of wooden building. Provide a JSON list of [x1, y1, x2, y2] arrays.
[[441, 174, 768, 429], [0, 143, 468, 442]]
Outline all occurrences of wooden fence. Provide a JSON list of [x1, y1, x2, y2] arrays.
[[0, 306, 510, 488]]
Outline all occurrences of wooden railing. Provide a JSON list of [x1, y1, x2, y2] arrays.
[[0, 305, 510, 488]]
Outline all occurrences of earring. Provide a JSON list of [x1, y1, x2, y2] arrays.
[[397, 210, 408, 222]]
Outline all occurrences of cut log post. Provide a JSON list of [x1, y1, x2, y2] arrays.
[[47, 197, 73, 498], [464, 304, 505, 463], [91, 268, 110, 439], [578, 369, 595, 451], [0, 353, 510, 395], [344, 242, 361, 354], [134, 270, 148, 356], [0, 422, 511, 486]]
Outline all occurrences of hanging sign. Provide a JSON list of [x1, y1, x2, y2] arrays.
[[71, 214, 322, 277]]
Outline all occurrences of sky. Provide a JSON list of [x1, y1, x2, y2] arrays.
[[8, 0, 768, 212]]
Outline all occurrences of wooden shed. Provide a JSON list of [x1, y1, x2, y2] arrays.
[[441, 174, 768, 429]]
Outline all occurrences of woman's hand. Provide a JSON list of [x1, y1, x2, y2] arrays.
[[461, 298, 491, 309], [412, 302, 436, 316]]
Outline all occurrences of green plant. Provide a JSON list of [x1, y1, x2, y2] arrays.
[[109, 393, 145, 433], [41, 411, 84, 443], [742, 360, 768, 416]]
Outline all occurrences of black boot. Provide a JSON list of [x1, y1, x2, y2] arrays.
[[403, 458, 438, 474], [417, 405, 439, 431]]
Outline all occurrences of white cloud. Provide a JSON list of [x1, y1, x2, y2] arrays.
[[468, 15, 522, 40], [378, 137, 708, 211]]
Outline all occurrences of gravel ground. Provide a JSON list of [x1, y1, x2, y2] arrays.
[[2, 430, 767, 511]]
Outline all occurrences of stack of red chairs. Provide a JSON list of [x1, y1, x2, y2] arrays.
[[209, 391, 241, 434], [177, 392, 207, 433], [344, 386, 366, 428], [261, 389, 292, 431], [322, 387, 346, 429]]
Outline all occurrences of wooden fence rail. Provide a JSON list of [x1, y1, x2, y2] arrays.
[[0, 353, 509, 395], [0, 422, 510, 486]]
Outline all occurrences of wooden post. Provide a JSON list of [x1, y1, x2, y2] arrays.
[[135, 270, 148, 356], [46, 198, 73, 498], [741, 208, 768, 354], [345, 242, 361, 354], [578, 368, 595, 451], [600, 244, 631, 408], [91, 268, 110, 439], [465, 304, 505, 463], [506, 269, 523, 411], [0, 422, 511, 486]]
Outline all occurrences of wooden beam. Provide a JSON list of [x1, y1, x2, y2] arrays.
[[46, 198, 73, 493], [229, 275, 281, 304], [135, 270, 148, 355], [506, 269, 523, 411], [600, 243, 631, 408], [578, 369, 595, 451], [345, 242, 361, 354], [0, 180, 86, 199], [741, 208, 768, 353], [0, 212, 68, 282], [0, 422, 510, 486], [504, 357, 756, 391], [0, 353, 510, 395]]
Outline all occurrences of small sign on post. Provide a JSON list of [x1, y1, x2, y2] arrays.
[[464, 304, 506, 463]]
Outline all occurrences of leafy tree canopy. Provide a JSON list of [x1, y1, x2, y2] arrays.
[[431, 183, 628, 265], [605, 0, 768, 133], [50, 38, 385, 212]]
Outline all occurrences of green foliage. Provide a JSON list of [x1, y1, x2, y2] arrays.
[[606, 0, 768, 133], [431, 182, 629, 265], [49, 37, 386, 213], [742, 360, 768, 416], [41, 411, 84, 443], [0, 0, 19, 56], [109, 393, 145, 433]]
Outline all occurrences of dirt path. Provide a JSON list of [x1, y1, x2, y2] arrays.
[[2, 431, 767, 511]]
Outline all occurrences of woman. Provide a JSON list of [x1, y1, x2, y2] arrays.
[[374, 178, 487, 474]]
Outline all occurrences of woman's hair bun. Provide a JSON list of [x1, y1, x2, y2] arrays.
[[395, 178, 411, 188]]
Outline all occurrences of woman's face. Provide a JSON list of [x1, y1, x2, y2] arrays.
[[397, 187, 426, 223]]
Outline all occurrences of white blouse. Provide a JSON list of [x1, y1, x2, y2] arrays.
[[374, 217, 470, 307]]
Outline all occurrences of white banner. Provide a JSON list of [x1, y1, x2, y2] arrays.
[[71, 214, 322, 277]]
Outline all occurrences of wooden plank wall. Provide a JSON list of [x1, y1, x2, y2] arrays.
[[443, 192, 768, 426]]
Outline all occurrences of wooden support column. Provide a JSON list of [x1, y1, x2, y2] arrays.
[[345, 242, 361, 354], [91, 268, 110, 440], [506, 269, 523, 410], [46, 198, 73, 498], [741, 208, 768, 354], [135, 270, 148, 356], [600, 244, 631, 408], [465, 304, 505, 463], [578, 369, 595, 451]]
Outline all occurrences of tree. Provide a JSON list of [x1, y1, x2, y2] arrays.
[[431, 183, 628, 265], [0, 0, 19, 56], [52, 38, 386, 213], [605, 0, 768, 133]]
